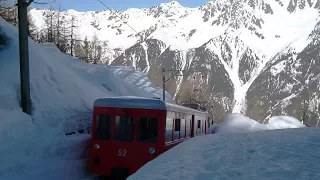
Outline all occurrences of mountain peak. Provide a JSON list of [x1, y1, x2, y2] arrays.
[[144, 0, 186, 19], [159, 1, 182, 8]]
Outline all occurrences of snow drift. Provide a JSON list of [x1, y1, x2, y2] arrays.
[[128, 114, 316, 180], [267, 116, 306, 129], [0, 16, 173, 180], [128, 127, 320, 180], [215, 113, 306, 134]]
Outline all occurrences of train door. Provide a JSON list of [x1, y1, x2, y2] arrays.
[[110, 108, 136, 176], [131, 109, 164, 173]]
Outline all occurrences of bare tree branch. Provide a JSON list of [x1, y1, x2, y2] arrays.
[[26, 0, 34, 6]]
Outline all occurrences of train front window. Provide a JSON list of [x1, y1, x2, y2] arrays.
[[138, 117, 158, 143], [95, 115, 111, 140], [114, 116, 134, 142]]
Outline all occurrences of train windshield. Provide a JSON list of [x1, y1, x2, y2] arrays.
[[138, 117, 158, 143], [95, 115, 111, 140], [114, 116, 134, 142], [94, 115, 158, 143]]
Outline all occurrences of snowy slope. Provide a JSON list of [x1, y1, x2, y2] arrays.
[[128, 114, 319, 180], [0, 16, 173, 179], [0, 15, 173, 131]]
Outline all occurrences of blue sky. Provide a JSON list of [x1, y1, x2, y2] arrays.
[[31, 0, 210, 12]]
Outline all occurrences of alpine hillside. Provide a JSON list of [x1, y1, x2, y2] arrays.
[[27, 0, 320, 125]]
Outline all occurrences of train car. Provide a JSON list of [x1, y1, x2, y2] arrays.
[[89, 96, 210, 179]]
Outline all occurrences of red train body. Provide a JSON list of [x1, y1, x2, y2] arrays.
[[89, 96, 211, 178]]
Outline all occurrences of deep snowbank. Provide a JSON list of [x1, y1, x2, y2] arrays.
[[128, 127, 320, 180], [267, 116, 306, 129], [0, 108, 91, 180], [215, 113, 305, 134], [128, 113, 312, 180], [0, 16, 172, 180]]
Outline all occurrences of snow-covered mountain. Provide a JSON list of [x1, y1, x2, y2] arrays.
[[29, 0, 320, 124]]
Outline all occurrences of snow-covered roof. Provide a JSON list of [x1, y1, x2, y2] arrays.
[[94, 96, 167, 110], [94, 96, 207, 115]]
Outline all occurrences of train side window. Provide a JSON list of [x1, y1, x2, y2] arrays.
[[174, 119, 181, 131], [174, 119, 180, 140], [202, 120, 205, 133], [202, 120, 203, 133], [95, 115, 111, 140], [114, 116, 134, 142], [165, 118, 173, 142], [180, 119, 185, 138], [203, 121, 205, 133], [186, 119, 190, 137], [138, 117, 158, 143]]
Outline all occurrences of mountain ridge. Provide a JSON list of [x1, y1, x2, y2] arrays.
[[26, 0, 320, 124]]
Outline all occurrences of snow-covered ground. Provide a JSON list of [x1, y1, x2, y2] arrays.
[[0, 16, 173, 180], [129, 114, 320, 180]]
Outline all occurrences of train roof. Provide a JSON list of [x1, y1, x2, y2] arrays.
[[94, 96, 207, 115]]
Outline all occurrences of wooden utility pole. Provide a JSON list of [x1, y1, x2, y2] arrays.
[[162, 67, 166, 101], [17, 0, 33, 115]]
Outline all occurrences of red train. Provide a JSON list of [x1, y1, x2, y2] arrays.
[[89, 96, 211, 179]]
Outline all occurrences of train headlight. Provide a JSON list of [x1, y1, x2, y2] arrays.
[[149, 147, 155, 155], [94, 144, 100, 150]]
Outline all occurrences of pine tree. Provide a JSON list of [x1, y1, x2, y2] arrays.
[[27, 8, 38, 41], [83, 36, 89, 63], [43, 7, 55, 43], [69, 15, 76, 56], [73, 40, 84, 58], [55, 5, 61, 46], [59, 22, 68, 53], [89, 33, 102, 64]]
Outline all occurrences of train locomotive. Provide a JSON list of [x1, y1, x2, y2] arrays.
[[89, 96, 212, 179]]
